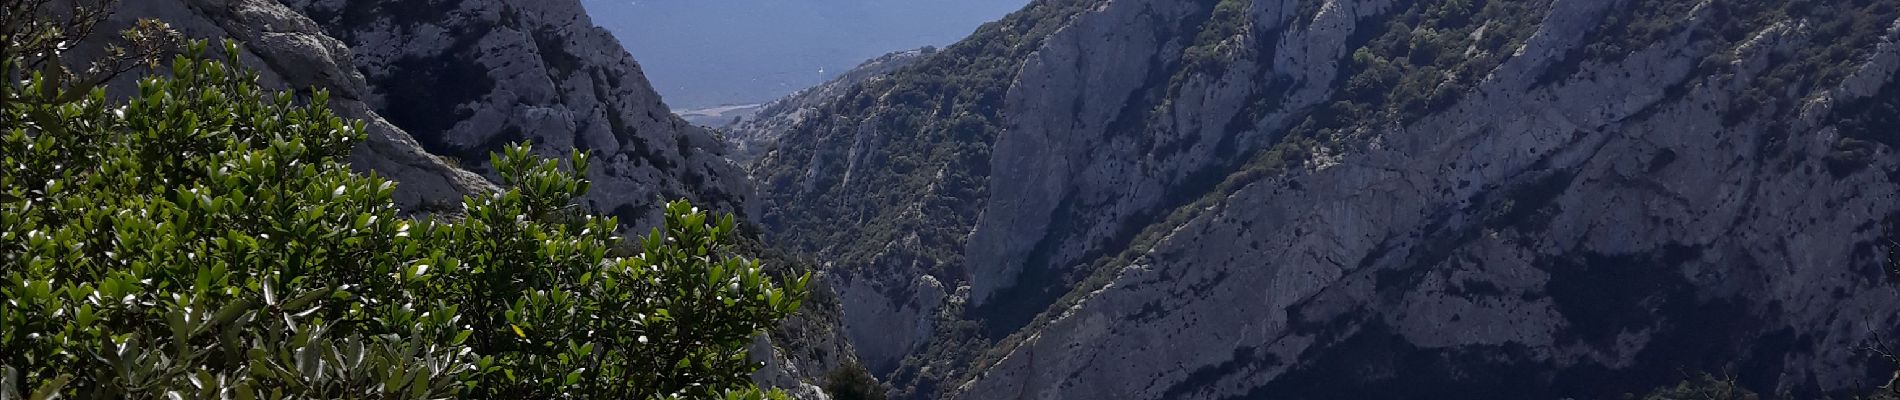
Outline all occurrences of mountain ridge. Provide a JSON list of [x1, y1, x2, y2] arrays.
[[284, 0, 752, 229], [84, 0, 1900, 398], [744, 0, 1900, 398]]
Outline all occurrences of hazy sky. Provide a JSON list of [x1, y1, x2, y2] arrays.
[[580, 0, 1027, 109]]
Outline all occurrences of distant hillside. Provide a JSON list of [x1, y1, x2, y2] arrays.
[[747, 0, 1900, 398], [722, 48, 931, 163], [578, 0, 1025, 109]]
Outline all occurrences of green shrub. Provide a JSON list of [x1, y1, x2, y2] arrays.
[[1178, 0, 1251, 77], [1332, 0, 1548, 126], [821, 363, 885, 400], [0, 40, 807, 399]]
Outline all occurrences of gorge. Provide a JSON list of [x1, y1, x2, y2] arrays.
[[80, 0, 1900, 398]]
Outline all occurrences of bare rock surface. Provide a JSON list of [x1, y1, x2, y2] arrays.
[[283, 0, 750, 228], [748, 0, 1900, 398]]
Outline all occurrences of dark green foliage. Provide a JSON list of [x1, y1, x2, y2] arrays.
[[1334, 0, 1549, 126], [1564, 0, 1900, 130], [1178, 0, 1251, 77], [822, 363, 885, 400], [1153, 0, 1253, 118], [1578, 0, 1702, 63], [1707, 0, 1900, 131], [3, 42, 467, 400], [0, 0, 180, 110], [1636, 373, 1761, 400], [455, 148, 811, 398], [0, 41, 807, 399], [1633, 372, 1900, 399]]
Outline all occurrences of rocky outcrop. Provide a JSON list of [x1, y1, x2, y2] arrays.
[[747, 263, 871, 400], [283, 0, 750, 228], [751, 0, 1900, 398], [751, 335, 834, 400]]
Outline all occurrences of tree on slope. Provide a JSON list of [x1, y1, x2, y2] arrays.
[[0, 3, 808, 398]]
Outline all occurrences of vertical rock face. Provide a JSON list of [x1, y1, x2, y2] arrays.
[[751, 0, 1900, 398], [283, 0, 750, 228], [752, 2, 1110, 382]]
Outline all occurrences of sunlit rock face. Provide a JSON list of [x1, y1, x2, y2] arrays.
[[283, 0, 751, 229], [748, 0, 1900, 398]]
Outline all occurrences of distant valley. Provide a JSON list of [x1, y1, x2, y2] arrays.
[[578, 0, 1027, 110], [35, 0, 1900, 399], [678, 103, 765, 127]]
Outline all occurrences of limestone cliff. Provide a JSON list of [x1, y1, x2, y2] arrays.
[[283, 0, 750, 228], [749, 0, 1900, 398]]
